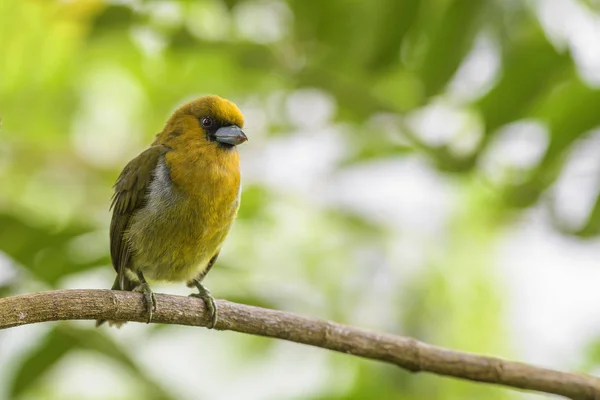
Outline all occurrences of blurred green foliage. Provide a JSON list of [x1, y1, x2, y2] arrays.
[[1, 0, 600, 399]]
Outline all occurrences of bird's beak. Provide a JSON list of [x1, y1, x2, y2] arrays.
[[214, 125, 248, 146]]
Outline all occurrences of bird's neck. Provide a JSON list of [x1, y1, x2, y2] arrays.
[[164, 145, 241, 201]]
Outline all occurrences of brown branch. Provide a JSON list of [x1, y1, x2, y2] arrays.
[[0, 290, 598, 399]]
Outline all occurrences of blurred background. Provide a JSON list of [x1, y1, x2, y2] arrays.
[[1, 0, 600, 399]]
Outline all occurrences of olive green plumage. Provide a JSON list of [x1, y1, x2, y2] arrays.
[[97, 95, 247, 327]]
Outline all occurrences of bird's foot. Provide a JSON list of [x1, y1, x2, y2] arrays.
[[189, 281, 217, 328], [133, 282, 156, 323]]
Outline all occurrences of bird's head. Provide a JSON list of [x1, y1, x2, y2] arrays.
[[157, 95, 247, 150]]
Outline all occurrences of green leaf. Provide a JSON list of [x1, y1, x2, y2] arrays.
[[64, 325, 177, 400], [0, 283, 14, 297], [89, 4, 138, 38], [0, 214, 108, 286], [581, 336, 600, 372], [574, 195, 600, 238], [290, 0, 394, 72], [236, 185, 271, 221], [341, 142, 413, 166], [417, 0, 486, 97], [221, 0, 244, 10], [477, 23, 573, 135], [366, 0, 420, 71], [501, 79, 600, 209], [11, 324, 177, 400], [579, 0, 600, 12], [10, 327, 75, 398], [297, 67, 394, 122], [533, 79, 600, 162]]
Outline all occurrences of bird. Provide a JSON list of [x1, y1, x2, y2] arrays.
[[96, 95, 247, 328]]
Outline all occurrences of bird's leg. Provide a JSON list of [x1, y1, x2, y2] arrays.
[[188, 280, 217, 328], [187, 253, 219, 328], [133, 271, 156, 324]]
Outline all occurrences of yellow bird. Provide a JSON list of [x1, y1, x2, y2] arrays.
[[97, 95, 247, 328]]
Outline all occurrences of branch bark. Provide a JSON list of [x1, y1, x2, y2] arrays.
[[0, 290, 598, 399]]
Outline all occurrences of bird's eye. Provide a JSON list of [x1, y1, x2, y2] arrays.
[[201, 117, 214, 129]]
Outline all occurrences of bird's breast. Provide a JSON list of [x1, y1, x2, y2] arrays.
[[127, 150, 241, 282]]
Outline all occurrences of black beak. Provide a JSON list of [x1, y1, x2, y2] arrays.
[[214, 125, 248, 146]]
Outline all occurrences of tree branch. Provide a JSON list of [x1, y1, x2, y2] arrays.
[[0, 290, 598, 399]]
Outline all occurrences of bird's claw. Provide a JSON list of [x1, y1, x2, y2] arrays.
[[189, 283, 217, 328], [133, 282, 156, 323]]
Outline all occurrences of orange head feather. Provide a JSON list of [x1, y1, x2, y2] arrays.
[[154, 95, 246, 150]]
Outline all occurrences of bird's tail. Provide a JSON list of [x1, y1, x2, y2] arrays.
[[95, 274, 137, 328]]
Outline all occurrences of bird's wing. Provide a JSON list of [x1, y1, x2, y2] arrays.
[[110, 145, 170, 289]]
